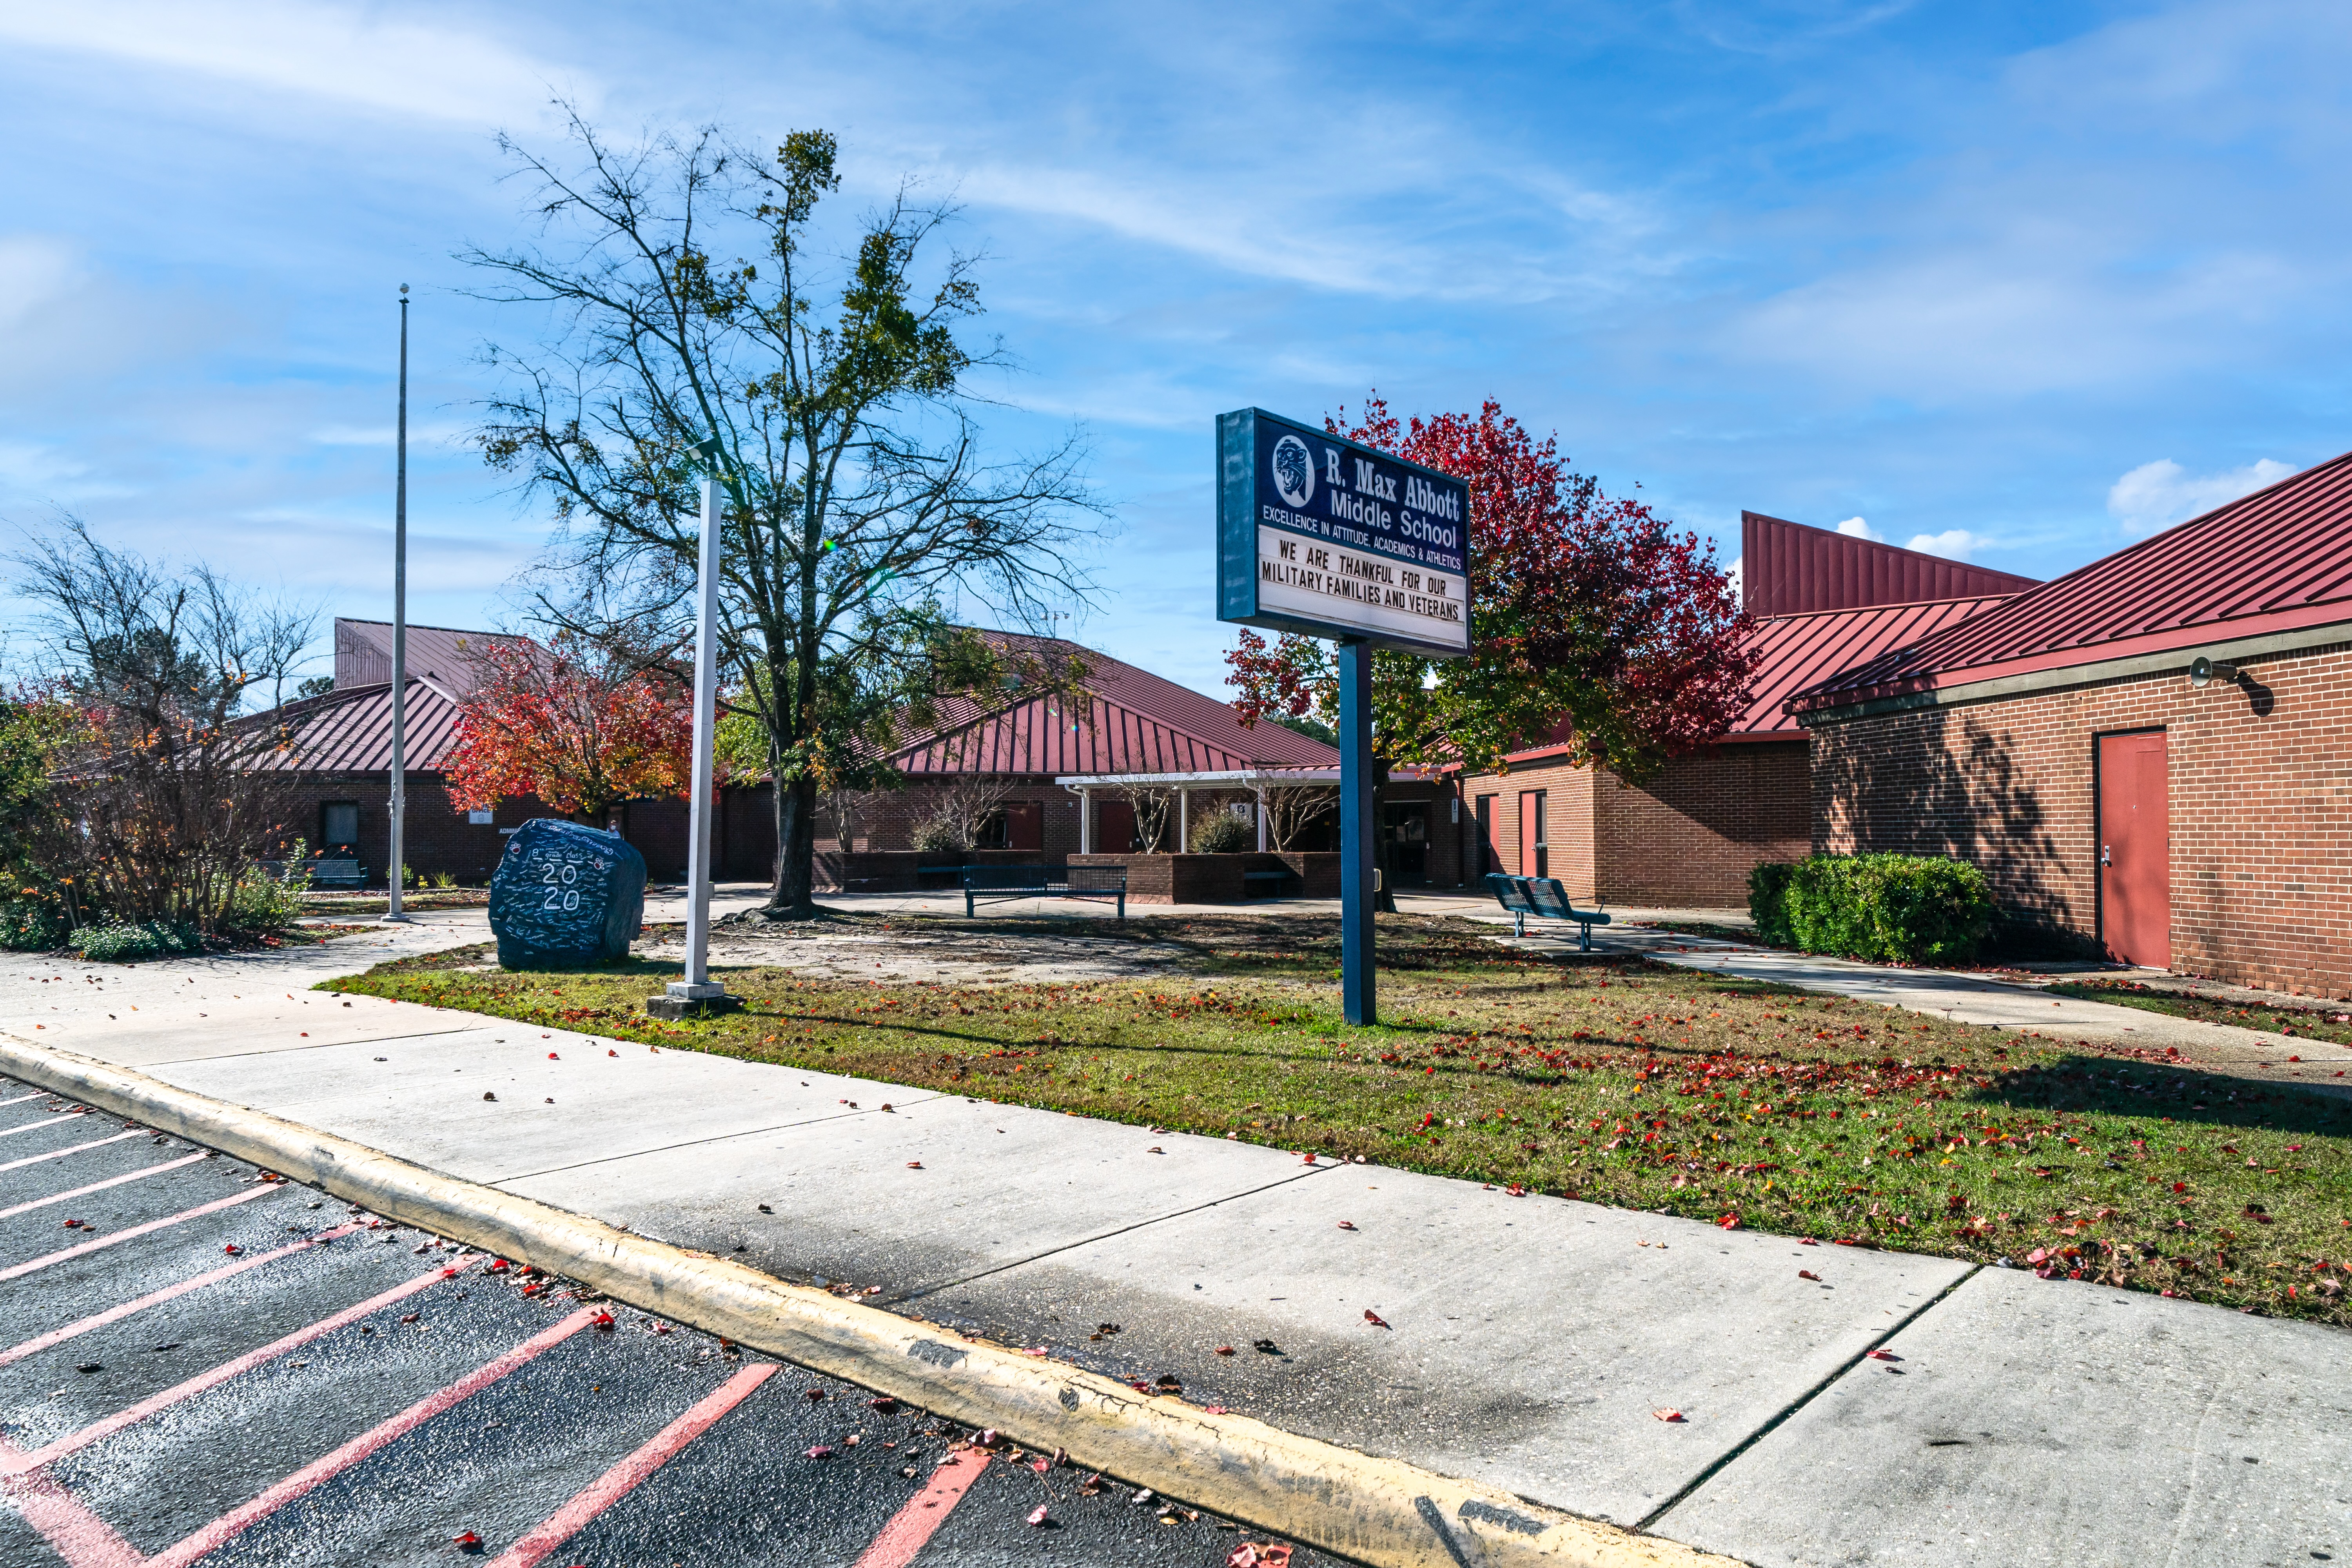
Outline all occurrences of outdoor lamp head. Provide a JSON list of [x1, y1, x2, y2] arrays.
[[2189, 656, 2241, 688], [399, 283, 408, 295]]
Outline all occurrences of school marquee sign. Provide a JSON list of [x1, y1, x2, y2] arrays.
[[1216, 408, 1472, 658]]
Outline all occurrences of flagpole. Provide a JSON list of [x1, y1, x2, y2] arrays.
[[382, 283, 413, 924]]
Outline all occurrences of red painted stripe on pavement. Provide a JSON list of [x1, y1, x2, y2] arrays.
[[0, 1439, 144, 1568], [0, 1185, 276, 1285], [852, 1448, 993, 1568], [5, 1252, 474, 1472], [0, 1131, 146, 1174], [142, 1307, 601, 1568], [486, 1363, 780, 1568], [0, 1223, 365, 1371], [0, 1112, 86, 1140], [0, 1152, 208, 1220]]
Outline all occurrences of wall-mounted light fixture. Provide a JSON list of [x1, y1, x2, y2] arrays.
[[2189, 655, 2242, 688]]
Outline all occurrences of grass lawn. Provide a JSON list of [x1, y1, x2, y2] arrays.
[[333, 910, 2352, 1326], [2044, 977, 2352, 1050]]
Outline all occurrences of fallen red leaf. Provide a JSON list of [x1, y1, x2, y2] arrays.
[[1363, 1309, 1390, 1328], [906, 1161, 923, 1169], [1866, 1349, 1900, 1361], [806, 1445, 834, 1459], [1798, 1270, 1821, 1281], [1652, 1408, 1686, 1422], [1214, 1345, 1236, 1356], [1336, 1220, 1356, 1231], [1026, 1504, 1050, 1527]]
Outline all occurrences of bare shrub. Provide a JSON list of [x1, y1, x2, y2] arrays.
[[9, 519, 316, 934]]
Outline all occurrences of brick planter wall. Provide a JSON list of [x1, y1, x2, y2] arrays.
[[1066, 852, 1340, 905], [813, 848, 1063, 894], [1807, 640, 2352, 996]]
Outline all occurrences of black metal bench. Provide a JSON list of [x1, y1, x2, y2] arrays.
[[962, 864, 1127, 919], [1485, 873, 1611, 949], [265, 858, 366, 889]]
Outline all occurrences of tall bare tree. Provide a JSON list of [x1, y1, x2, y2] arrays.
[[466, 113, 1103, 916]]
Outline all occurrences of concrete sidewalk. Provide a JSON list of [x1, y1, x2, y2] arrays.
[[4, 940, 2347, 1566]]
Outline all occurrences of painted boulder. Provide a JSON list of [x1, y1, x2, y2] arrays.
[[488, 818, 646, 970]]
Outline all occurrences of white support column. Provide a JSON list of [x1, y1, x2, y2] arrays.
[[1255, 787, 1269, 851], [1079, 788, 1093, 855], [1178, 787, 1190, 852]]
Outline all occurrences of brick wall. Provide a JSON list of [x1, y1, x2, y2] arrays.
[[269, 775, 540, 886], [1807, 641, 2352, 996], [1455, 742, 1806, 908]]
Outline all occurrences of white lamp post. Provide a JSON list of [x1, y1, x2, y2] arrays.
[[664, 472, 726, 1007]]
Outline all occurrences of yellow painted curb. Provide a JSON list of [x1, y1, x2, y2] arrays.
[[0, 1037, 1746, 1568]]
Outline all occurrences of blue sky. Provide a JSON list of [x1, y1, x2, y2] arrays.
[[3, 0, 2348, 696]]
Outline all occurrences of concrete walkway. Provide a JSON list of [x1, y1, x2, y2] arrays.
[[3, 923, 2347, 1566]]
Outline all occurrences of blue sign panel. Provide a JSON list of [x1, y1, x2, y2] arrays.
[[1217, 408, 1472, 657]]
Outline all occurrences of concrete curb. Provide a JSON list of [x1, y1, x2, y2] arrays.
[[0, 1037, 1745, 1568]]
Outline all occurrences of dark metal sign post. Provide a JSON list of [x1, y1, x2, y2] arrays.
[[1336, 636, 1376, 1023], [1216, 408, 1472, 1026]]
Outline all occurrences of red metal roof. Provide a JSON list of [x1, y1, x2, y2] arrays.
[[1468, 594, 2015, 769], [334, 619, 530, 699], [889, 636, 1337, 777], [254, 679, 466, 773], [1742, 512, 2038, 617], [1793, 447, 2352, 711], [1734, 596, 2016, 736]]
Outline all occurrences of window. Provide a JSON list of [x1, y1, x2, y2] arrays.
[[321, 801, 359, 850], [467, 809, 494, 825]]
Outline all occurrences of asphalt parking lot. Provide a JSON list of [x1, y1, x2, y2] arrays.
[[0, 1074, 1337, 1568]]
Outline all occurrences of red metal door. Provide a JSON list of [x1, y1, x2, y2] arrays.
[[2098, 731, 2170, 967], [1096, 800, 1136, 854], [1004, 802, 1044, 852], [1517, 790, 1546, 878]]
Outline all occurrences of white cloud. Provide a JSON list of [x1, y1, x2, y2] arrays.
[[0, 2, 583, 127], [1834, 517, 1881, 541], [1904, 528, 1986, 561], [2106, 457, 2294, 538]]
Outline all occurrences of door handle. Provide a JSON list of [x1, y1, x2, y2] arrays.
[[2100, 845, 2111, 866]]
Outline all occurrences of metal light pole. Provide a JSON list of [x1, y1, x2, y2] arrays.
[[382, 283, 413, 924], [666, 470, 725, 1004]]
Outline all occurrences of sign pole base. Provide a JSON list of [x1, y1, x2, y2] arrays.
[[1338, 637, 1375, 1026]]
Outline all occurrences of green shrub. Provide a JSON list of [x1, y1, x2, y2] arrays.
[[1747, 861, 1799, 947], [1190, 809, 1256, 854], [1747, 853, 1993, 965], [78, 919, 205, 964], [0, 893, 69, 951], [221, 863, 309, 933]]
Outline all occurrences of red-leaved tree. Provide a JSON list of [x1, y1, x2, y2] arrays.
[[445, 639, 699, 823], [1226, 395, 1754, 783]]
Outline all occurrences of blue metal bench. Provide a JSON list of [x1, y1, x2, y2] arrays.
[[1484, 873, 1611, 949], [963, 864, 1127, 919]]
